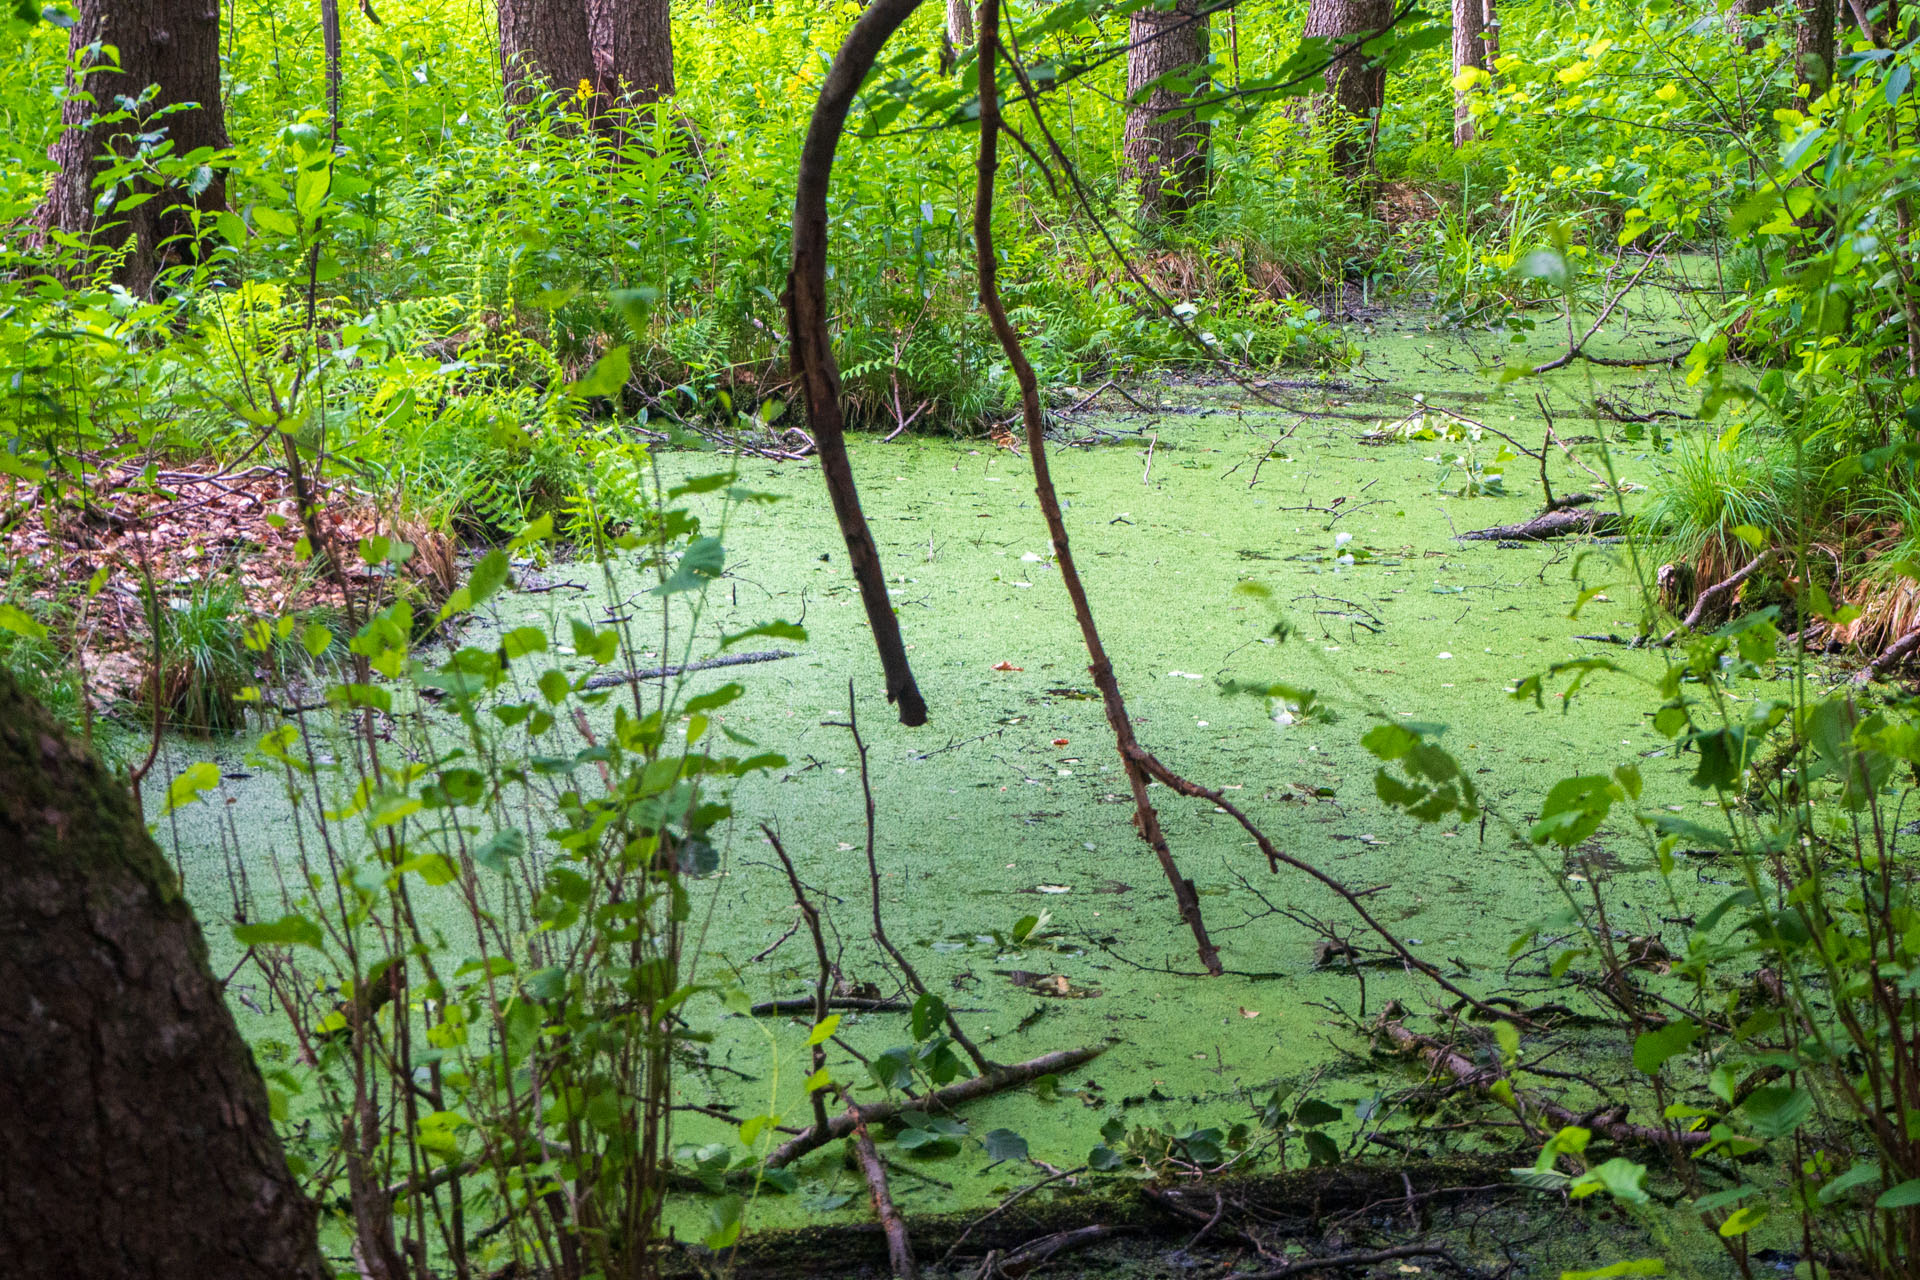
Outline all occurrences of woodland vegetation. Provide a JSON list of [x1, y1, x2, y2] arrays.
[[5, 0, 1920, 1276]]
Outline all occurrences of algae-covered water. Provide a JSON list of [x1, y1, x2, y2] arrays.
[[160, 304, 1749, 1269]]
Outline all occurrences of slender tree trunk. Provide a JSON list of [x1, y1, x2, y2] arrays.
[[497, 0, 595, 127], [1304, 0, 1393, 175], [0, 667, 323, 1280], [942, 0, 974, 72], [586, 0, 676, 118], [1123, 0, 1211, 219], [1451, 0, 1493, 145], [36, 0, 229, 296], [1725, 0, 1775, 52], [1794, 0, 1838, 100]]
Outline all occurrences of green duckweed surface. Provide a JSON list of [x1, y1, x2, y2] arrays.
[[161, 307, 1754, 1271]]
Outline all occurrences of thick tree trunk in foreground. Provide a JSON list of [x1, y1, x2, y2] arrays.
[[0, 667, 321, 1279], [1794, 0, 1838, 98], [37, 0, 229, 295], [586, 0, 676, 115], [1451, 0, 1493, 145], [1305, 0, 1393, 175], [1123, 0, 1211, 219], [498, 0, 596, 125]]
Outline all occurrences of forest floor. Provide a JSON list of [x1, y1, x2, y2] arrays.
[[156, 280, 1772, 1278]]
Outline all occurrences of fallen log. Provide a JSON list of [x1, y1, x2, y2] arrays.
[[1856, 624, 1920, 684], [761, 1044, 1107, 1170], [1457, 508, 1624, 542], [1379, 1020, 1707, 1151]]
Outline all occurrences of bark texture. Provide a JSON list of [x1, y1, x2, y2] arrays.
[[37, 0, 229, 295], [1451, 0, 1493, 145], [943, 0, 975, 71], [0, 666, 322, 1280], [1724, 0, 1776, 52], [586, 0, 676, 113], [497, 0, 596, 122], [784, 0, 930, 726], [1794, 0, 1838, 98], [1123, 0, 1211, 219], [1304, 0, 1393, 174]]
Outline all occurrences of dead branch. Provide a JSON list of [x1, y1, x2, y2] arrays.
[[995, 1224, 1133, 1278], [835, 684, 995, 1074], [973, 0, 1221, 975], [1238, 1244, 1455, 1279], [761, 1045, 1107, 1169], [766, 827, 834, 1134], [1379, 1020, 1708, 1150], [849, 1108, 917, 1279], [748, 996, 908, 1017], [1456, 509, 1624, 542], [579, 648, 796, 691], [1658, 547, 1778, 645], [784, 0, 929, 725], [1858, 624, 1920, 684]]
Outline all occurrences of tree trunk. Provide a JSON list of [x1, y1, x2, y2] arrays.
[[36, 0, 229, 296], [1123, 0, 1211, 219], [1305, 0, 1393, 175], [586, 0, 676, 119], [0, 666, 323, 1280], [1724, 0, 1775, 52], [942, 0, 975, 72], [1451, 0, 1494, 145], [1794, 0, 1837, 99], [497, 0, 596, 126]]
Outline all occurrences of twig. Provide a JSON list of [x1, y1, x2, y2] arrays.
[[578, 649, 795, 691], [974, 1, 1221, 975], [748, 996, 909, 1016], [1238, 1245, 1455, 1279], [937, 1165, 1087, 1270], [760, 1045, 1107, 1169], [1379, 1020, 1706, 1150]]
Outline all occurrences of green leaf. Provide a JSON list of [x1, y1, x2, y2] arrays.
[[1718, 1205, 1767, 1236], [806, 1014, 841, 1046], [162, 761, 222, 815], [1741, 1084, 1813, 1139], [1876, 1179, 1920, 1209], [1530, 774, 1616, 847], [0, 603, 48, 641], [720, 620, 807, 650], [911, 992, 948, 1041], [1632, 1019, 1701, 1075], [1294, 1098, 1342, 1126], [653, 537, 725, 596], [472, 828, 526, 873], [233, 913, 324, 950], [1562, 1260, 1664, 1280], [571, 345, 632, 399], [984, 1128, 1029, 1162]]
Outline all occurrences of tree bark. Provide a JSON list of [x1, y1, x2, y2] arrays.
[[1304, 0, 1393, 175], [36, 0, 229, 296], [586, 0, 676, 116], [497, 0, 596, 126], [1451, 0, 1493, 145], [1794, 0, 1837, 100], [784, 0, 931, 726], [0, 666, 322, 1280], [942, 0, 975, 72], [1724, 0, 1775, 52], [1124, 0, 1211, 219]]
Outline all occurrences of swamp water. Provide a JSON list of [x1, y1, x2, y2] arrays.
[[161, 315, 1751, 1272]]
